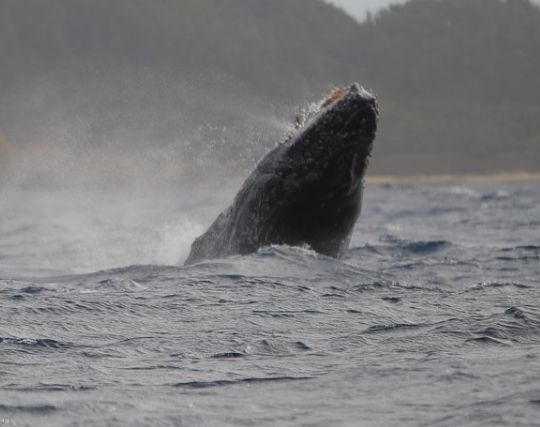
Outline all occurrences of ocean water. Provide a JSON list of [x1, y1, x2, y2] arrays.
[[0, 181, 539, 426]]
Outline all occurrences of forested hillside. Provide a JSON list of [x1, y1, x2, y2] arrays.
[[0, 0, 360, 100], [1, 0, 539, 178], [357, 0, 540, 172]]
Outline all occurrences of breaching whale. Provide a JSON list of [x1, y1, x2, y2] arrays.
[[185, 83, 378, 264]]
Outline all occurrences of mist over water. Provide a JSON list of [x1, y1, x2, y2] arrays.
[[0, 74, 299, 278], [1, 70, 296, 190], [0, 189, 213, 276]]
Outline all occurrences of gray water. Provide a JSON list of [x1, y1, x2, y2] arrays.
[[0, 182, 539, 426]]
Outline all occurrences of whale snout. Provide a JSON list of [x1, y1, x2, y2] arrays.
[[348, 82, 374, 98], [341, 87, 378, 135], [344, 105, 378, 135]]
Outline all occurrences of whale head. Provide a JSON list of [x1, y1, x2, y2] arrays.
[[285, 83, 378, 192], [260, 83, 378, 257]]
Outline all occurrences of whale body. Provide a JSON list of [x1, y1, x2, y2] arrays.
[[185, 83, 378, 264]]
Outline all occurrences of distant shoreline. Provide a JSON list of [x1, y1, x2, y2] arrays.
[[366, 172, 540, 185]]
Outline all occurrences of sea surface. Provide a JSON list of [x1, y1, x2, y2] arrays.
[[0, 181, 539, 426]]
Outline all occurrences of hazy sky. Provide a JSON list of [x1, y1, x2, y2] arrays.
[[326, 0, 540, 21], [325, 0, 408, 21]]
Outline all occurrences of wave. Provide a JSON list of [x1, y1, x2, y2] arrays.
[[172, 376, 311, 389], [0, 337, 73, 349], [351, 237, 451, 256], [2, 383, 95, 392], [434, 306, 540, 345], [367, 172, 540, 185], [497, 245, 540, 262], [468, 282, 531, 291], [0, 404, 59, 414], [364, 323, 425, 333]]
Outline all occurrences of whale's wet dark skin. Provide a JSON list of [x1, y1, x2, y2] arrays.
[[186, 83, 378, 264]]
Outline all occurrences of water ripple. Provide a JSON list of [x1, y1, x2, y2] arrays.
[[172, 376, 312, 389]]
